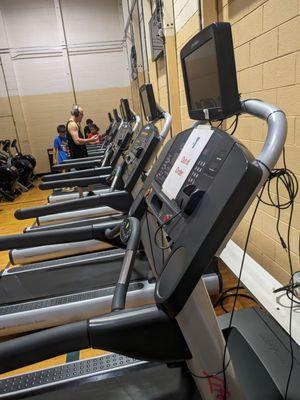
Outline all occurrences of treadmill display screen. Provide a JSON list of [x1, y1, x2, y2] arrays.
[[141, 89, 152, 121], [184, 39, 220, 111]]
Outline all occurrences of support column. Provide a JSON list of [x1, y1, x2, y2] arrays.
[[0, 10, 31, 154], [53, 0, 77, 105], [163, 1, 182, 135]]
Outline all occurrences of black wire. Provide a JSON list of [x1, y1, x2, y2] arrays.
[[154, 211, 182, 250], [145, 210, 159, 276], [286, 289, 300, 306], [209, 114, 239, 135], [228, 115, 239, 135], [255, 149, 298, 399], [284, 197, 295, 399], [215, 293, 258, 313], [221, 185, 265, 400], [190, 187, 264, 395], [160, 227, 165, 266]]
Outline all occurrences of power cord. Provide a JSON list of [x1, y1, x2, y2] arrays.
[[220, 147, 298, 399], [220, 186, 264, 399], [145, 210, 159, 276], [209, 114, 239, 135], [256, 148, 298, 399], [154, 211, 182, 250], [214, 285, 257, 313]]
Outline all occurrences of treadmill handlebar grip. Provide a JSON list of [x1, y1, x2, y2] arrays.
[[0, 321, 90, 374], [126, 217, 141, 251], [52, 159, 103, 171], [111, 283, 127, 312], [62, 153, 105, 163], [15, 195, 103, 219], [105, 222, 122, 239], [15, 190, 130, 220], [111, 218, 141, 312], [0, 225, 96, 250], [42, 166, 112, 182], [39, 175, 109, 190]]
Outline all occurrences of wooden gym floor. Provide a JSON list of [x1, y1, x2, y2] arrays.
[[0, 182, 255, 379]]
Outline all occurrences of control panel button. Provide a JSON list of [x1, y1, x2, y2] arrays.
[[163, 214, 172, 223]]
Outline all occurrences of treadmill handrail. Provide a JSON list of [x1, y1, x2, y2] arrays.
[[15, 190, 131, 219], [39, 175, 110, 190], [62, 153, 105, 164], [42, 166, 112, 182], [241, 99, 287, 179], [52, 159, 103, 172], [0, 220, 121, 251], [131, 114, 141, 133], [159, 112, 172, 141]]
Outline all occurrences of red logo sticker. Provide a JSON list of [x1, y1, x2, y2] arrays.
[[202, 371, 231, 399]]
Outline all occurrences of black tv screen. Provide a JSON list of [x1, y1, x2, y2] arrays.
[[119, 101, 126, 121], [185, 38, 220, 111], [139, 84, 159, 122], [122, 98, 132, 122], [149, 11, 164, 61], [181, 23, 240, 121]]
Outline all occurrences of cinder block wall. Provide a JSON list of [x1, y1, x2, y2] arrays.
[[217, 0, 300, 283], [173, 0, 300, 283]]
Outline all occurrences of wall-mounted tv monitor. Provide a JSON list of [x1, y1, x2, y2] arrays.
[[181, 22, 241, 121], [108, 112, 113, 123], [113, 108, 121, 122], [121, 98, 133, 122], [119, 101, 126, 121], [139, 84, 160, 122], [149, 11, 164, 61]]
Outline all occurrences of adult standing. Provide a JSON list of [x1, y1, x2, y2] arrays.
[[66, 105, 98, 197]]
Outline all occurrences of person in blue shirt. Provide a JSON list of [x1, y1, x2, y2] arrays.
[[53, 124, 69, 165]]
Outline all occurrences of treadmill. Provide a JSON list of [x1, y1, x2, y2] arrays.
[[0, 87, 220, 337], [84, 113, 114, 156], [0, 84, 171, 337], [8, 87, 170, 265], [23, 99, 141, 229], [45, 105, 135, 203], [0, 23, 297, 400]]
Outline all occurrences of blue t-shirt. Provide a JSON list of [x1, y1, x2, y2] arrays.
[[54, 135, 68, 164]]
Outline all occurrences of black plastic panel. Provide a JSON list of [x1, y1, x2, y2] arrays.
[[143, 126, 262, 316]]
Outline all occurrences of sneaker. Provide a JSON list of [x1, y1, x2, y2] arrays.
[[87, 191, 96, 197]]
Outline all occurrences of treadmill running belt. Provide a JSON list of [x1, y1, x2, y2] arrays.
[[3, 249, 124, 274], [51, 183, 108, 197], [0, 252, 150, 305], [0, 283, 143, 315]]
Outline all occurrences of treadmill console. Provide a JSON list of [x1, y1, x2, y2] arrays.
[[143, 126, 262, 316], [122, 123, 160, 192], [148, 127, 236, 230]]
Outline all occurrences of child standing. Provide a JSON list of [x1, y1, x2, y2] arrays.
[[53, 124, 69, 165]]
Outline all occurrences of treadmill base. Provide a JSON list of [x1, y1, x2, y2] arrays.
[[1, 307, 298, 399]]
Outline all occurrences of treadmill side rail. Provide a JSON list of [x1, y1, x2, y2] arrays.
[[89, 305, 191, 363]]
